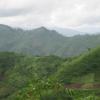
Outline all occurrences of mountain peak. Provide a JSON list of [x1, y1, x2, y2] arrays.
[[39, 26, 47, 30], [34, 26, 48, 32]]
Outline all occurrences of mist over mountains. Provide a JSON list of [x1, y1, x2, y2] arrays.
[[48, 27, 84, 36], [0, 24, 100, 57]]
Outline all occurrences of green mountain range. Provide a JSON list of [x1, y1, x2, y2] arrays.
[[0, 24, 100, 57]]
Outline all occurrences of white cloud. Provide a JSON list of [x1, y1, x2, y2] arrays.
[[0, 0, 100, 30]]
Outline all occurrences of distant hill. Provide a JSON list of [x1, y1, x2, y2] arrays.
[[55, 47, 100, 84], [50, 27, 85, 36], [0, 24, 100, 57]]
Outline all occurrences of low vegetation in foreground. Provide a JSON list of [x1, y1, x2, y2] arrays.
[[0, 47, 100, 100]]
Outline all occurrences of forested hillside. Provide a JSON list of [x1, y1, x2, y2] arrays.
[[0, 52, 64, 99], [55, 47, 100, 85], [0, 47, 100, 100], [0, 24, 100, 57]]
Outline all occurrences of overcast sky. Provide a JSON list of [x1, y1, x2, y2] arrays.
[[0, 0, 100, 32]]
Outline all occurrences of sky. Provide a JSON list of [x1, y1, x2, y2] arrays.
[[0, 0, 100, 33]]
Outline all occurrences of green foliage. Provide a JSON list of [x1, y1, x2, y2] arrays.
[[0, 46, 100, 100], [0, 52, 64, 99], [56, 47, 100, 84]]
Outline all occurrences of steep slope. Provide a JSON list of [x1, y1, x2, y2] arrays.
[[0, 24, 25, 51], [55, 47, 100, 84]]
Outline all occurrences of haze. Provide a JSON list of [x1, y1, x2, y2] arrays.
[[0, 0, 100, 34]]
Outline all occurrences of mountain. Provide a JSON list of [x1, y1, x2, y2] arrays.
[[55, 47, 100, 85], [0, 25, 67, 56], [0, 24, 100, 57]]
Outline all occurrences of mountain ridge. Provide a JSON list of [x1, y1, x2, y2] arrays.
[[0, 24, 100, 57]]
